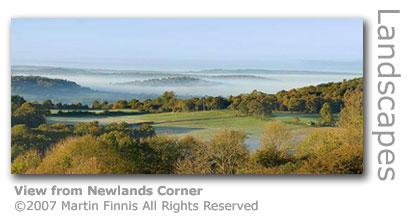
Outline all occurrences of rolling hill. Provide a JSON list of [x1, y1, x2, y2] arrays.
[[11, 75, 153, 104]]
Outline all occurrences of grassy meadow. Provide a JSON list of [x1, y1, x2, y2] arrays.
[[47, 109, 329, 150]]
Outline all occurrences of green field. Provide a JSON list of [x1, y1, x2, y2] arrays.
[[47, 110, 330, 150]]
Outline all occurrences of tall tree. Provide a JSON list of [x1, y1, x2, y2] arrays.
[[320, 103, 333, 124]]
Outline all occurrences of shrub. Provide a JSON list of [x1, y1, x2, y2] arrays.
[[11, 102, 47, 128], [33, 136, 129, 174], [11, 124, 47, 160], [295, 130, 363, 174], [320, 103, 333, 125], [338, 88, 364, 142], [35, 123, 74, 144], [208, 130, 249, 174], [239, 160, 302, 174], [260, 121, 291, 150], [253, 121, 294, 168], [140, 135, 187, 174], [134, 123, 155, 138], [11, 150, 42, 174], [73, 121, 103, 136], [175, 136, 213, 174]]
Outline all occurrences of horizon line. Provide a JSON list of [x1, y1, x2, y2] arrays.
[[11, 64, 363, 75]]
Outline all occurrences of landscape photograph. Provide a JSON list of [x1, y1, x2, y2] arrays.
[[10, 18, 363, 174]]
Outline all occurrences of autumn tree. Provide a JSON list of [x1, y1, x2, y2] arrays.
[[320, 102, 333, 124], [253, 121, 293, 167], [208, 130, 249, 174], [92, 100, 101, 109], [11, 102, 47, 128], [42, 99, 54, 109]]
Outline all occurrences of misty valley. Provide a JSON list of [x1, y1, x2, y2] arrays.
[[11, 65, 363, 174], [11, 65, 360, 103]]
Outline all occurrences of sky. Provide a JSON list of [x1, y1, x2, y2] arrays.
[[11, 18, 363, 72]]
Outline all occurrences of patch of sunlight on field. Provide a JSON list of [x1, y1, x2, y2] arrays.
[[137, 110, 235, 122]]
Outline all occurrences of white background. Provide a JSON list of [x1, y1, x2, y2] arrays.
[[0, 0, 408, 219]]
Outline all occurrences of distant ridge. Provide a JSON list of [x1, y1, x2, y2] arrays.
[[11, 65, 361, 76], [12, 75, 93, 93], [11, 75, 155, 104], [184, 68, 362, 75], [115, 76, 217, 87]]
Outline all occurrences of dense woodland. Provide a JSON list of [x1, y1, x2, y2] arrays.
[[11, 77, 363, 174]]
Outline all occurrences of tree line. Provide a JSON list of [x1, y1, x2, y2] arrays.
[[15, 77, 362, 121]]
